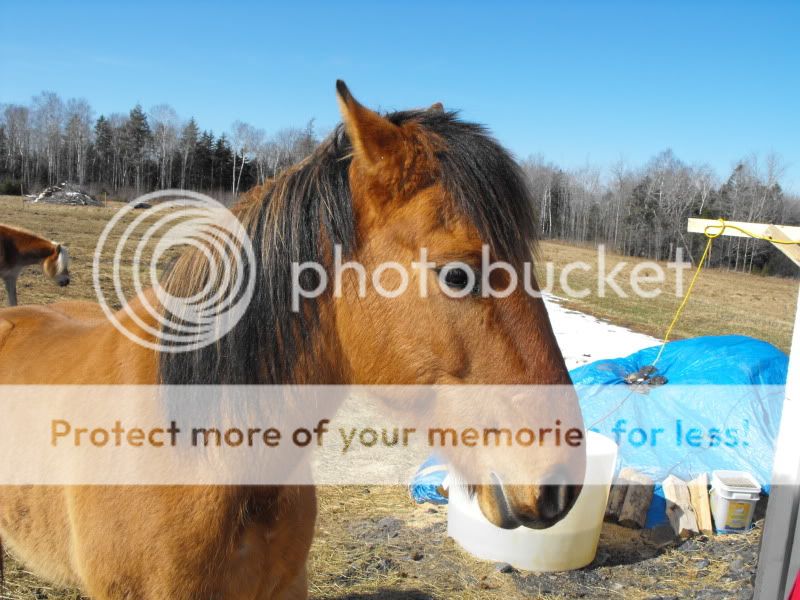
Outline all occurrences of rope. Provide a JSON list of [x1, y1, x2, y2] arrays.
[[652, 218, 799, 366]]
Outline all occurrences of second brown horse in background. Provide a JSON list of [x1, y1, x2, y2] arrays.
[[0, 224, 70, 306]]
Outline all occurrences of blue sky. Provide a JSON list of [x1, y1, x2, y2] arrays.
[[2, 1, 799, 190]]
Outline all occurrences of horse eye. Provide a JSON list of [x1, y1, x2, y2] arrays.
[[441, 267, 481, 295]]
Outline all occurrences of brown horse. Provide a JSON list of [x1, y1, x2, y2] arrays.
[[0, 81, 585, 599], [0, 224, 70, 306]]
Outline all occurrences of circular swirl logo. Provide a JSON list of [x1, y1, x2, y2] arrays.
[[93, 190, 256, 353]]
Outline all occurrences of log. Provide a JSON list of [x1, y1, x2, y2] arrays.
[[662, 474, 699, 538], [606, 467, 638, 522], [618, 470, 655, 528], [688, 473, 713, 535]]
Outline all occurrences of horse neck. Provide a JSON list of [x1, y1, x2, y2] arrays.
[[283, 300, 352, 385], [111, 289, 163, 347], [141, 280, 351, 385], [2, 227, 56, 264]]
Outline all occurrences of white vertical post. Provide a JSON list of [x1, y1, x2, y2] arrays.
[[755, 283, 800, 599]]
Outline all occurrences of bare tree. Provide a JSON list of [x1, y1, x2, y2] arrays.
[[150, 104, 179, 189], [64, 98, 93, 185], [230, 121, 264, 196], [31, 91, 64, 185], [3, 105, 32, 190]]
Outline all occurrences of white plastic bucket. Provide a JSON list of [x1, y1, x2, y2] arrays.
[[709, 470, 760, 533], [447, 431, 618, 572]]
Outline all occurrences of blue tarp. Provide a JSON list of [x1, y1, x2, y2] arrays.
[[408, 455, 450, 505], [574, 335, 787, 526], [410, 335, 789, 526], [576, 335, 787, 483]]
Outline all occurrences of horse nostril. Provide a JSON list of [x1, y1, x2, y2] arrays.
[[536, 482, 582, 523], [533, 466, 583, 524]]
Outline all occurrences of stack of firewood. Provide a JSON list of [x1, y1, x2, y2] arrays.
[[605, 468, 713, 537]]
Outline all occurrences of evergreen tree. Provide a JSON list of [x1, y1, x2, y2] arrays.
[[0, 126, 7, 177], [194, 130, 215, 189], [214, 134, 233, 192], [94, 115, 114, 185], [549, 170, 571, 238], [179, 117, 199, 189], [125, 104, 151, 192]]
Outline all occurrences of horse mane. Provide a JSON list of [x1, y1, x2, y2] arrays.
[[159, 109, 537, 385]]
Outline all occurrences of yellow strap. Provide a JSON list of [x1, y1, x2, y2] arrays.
[[652, 218, 798, 365]]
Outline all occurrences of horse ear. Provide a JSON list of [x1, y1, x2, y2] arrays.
[[336, 80, 403, 166]]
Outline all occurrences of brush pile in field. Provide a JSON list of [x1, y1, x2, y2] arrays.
[[31, 182, 102, 206]]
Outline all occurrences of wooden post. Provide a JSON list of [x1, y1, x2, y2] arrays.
[[755, 283, 800, 600], [684, 218, 799, 600]]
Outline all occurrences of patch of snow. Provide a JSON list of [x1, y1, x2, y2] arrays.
[[543, 294, 659, 370]]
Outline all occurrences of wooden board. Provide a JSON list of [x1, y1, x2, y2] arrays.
[[764, 225, 800, 268], [688, 473, 713, 535], [687, 218, 800, 241], [606, 467, 637, 522], [618, 470, 654, 529], [663, 475, 699, 538]]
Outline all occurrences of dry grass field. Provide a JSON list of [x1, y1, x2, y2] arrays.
[[537, 241, 798, 353], [1, 195, 794, 599]]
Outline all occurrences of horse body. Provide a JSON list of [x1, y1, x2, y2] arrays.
[[0, 82, 585, 599], [0, 482, 313, 599], [0, 301, 314, 599], [0, 224, 70, 306]]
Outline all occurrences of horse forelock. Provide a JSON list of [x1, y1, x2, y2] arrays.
[[158, 109, 537, 385]]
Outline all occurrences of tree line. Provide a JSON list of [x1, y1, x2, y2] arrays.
[[1, 91, 798, 276], [522, 150, 799, 276], [0, 91, 319, 202]]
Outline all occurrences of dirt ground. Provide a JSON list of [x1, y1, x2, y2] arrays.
[[1, 486, 764, 599], [0, 197, 779, 598]]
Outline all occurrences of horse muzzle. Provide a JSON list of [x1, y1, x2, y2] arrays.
[[479, 469, 584, 530]]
